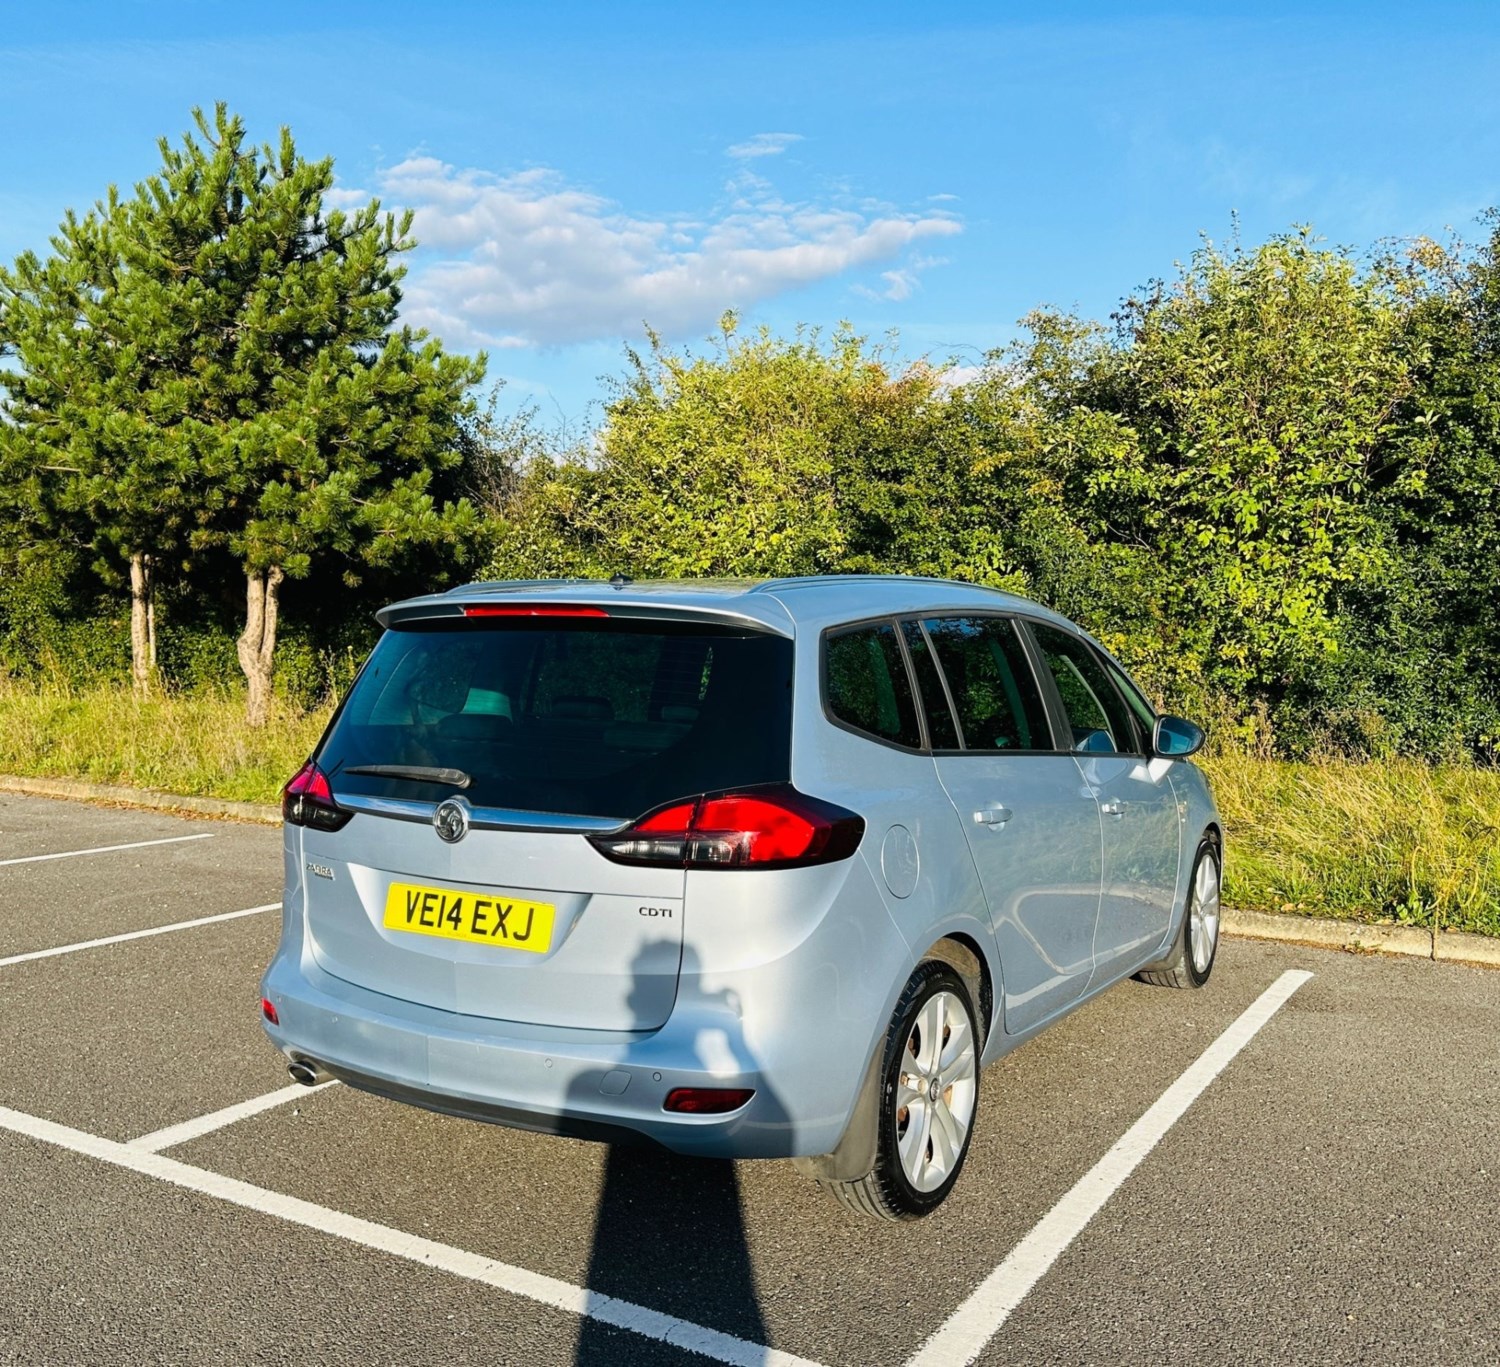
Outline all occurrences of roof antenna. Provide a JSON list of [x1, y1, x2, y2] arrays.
[[609, 573, 632, 588]]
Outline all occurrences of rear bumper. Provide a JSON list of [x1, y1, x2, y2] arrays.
[[260, 943, 845, 1160], [303, 1061, 665, 1149]]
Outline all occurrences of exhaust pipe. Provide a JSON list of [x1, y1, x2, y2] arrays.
[[288, 1059, 328, 1087]]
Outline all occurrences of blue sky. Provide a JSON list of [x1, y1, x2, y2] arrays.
[[4, 2, 1499, 429]]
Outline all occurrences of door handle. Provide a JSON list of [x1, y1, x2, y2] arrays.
[[1100, 798, 1127, 817], [973, 804, 1013, 826]]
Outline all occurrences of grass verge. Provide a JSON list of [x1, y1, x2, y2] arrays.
[[1, 681, 1497, 935], [1204, 753, 1500, 937], [0, 680, 330, 805]]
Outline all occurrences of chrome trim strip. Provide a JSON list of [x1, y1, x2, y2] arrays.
[[335, 792, 622, 834], [334, 794, 432, 822]]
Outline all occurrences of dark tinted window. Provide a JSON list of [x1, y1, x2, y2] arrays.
[[318, 619, 793, 818], [900, 621, 959, 749], [824, 623, 922, 749], [922, 617, 1051, 752], [1029, 623, 1139, 754]]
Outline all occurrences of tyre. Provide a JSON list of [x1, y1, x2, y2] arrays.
[[1136, 834, 1221, 989], [822, 960, 980, 1220]]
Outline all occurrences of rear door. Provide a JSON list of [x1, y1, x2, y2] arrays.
[[296, 614, 795, 1032], [1025, 622, 1180, 981], [912, 616, 1104, 1034]]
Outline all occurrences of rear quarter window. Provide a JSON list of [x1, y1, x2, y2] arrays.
[[823, 622, 923, 749]]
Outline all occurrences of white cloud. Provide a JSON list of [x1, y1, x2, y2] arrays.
[[882, 269, 917, 301], [382, 156, 962, 349], [726, 132, 804, 159], [853, 268, 919, 302], [324, 185, 371, 210], [851, 250, 952, 303], [935, 363, 985, 392]]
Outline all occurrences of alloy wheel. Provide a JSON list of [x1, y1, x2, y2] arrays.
[[893, 989, 978, 1193], [1189, 852, 1221, 974]]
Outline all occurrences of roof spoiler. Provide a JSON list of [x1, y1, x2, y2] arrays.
[[376, 597, 794, 637]]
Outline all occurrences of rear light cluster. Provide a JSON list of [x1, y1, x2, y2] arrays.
[[589, 785, 863, 870], [282, 761, 353, 832]]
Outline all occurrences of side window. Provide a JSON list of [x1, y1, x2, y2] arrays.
[[922, 616, 1051, 752], [899, 621, 959, 749], [824, 623, 923, 749], [1029, 623, 1139, 754], [1107, 661, 1157, 750]]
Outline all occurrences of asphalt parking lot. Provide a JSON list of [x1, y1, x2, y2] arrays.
[[1, 792, 1496, 1366]]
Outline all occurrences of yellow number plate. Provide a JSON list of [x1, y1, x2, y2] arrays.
[[382, 881, 555, 954]]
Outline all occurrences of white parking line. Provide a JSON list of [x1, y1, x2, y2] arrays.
[[907, 968, 1314, 1366], [0, 832, 214, 867], [0, 903, 280, 969], [128, 1081, 338, 1154], [0, 1102, 826, 1367]]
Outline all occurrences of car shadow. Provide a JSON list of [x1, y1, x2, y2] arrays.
[[570, 942, 787, 1364]]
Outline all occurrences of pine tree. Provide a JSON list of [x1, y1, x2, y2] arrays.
[[0, 105, 485, 721], [0, 190, 195, 693]]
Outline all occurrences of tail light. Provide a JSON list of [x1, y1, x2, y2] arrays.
[[590, 785, 863, 870], [282, 761, 353, 832]]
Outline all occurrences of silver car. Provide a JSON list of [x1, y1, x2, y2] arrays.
[[260, 575, 1221, 1219]]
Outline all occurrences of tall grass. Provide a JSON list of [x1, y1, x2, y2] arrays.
[[1204, 753, 1500, 936], [0, 678, 331, 804], [1, 681, 1497, 935]]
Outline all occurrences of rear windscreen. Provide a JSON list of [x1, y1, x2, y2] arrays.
[[317, 618, 795, 819]]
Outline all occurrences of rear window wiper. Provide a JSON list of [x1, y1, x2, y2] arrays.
[[342, 764, 472, 789]]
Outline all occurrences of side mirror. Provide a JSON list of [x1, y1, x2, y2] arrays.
[[1152, 715, 1205, 759]]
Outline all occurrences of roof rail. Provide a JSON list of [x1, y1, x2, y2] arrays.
[[444, 578, 601, 597], [749, 573, 996, 594]]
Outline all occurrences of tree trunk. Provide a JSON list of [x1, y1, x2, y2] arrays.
[[237, 566, 285, 727], [129, 553, 155, 698]]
